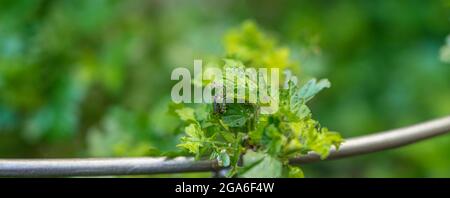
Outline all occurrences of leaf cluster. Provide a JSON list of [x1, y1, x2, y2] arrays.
[[174, 22, 342, 178]]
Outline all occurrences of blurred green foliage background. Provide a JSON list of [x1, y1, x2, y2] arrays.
[[0, 0, 449, 177]]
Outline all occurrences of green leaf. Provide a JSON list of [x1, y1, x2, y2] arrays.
[[287, 81, 311, 120], [175, 107, 196, 122], [287, 79, 329, 120], [185, 124, 202, 139], [263, 124, 286, 155], [177, 141, 202, 155], [221, 103, 256, 128], [219, 130, 236, 143], [294, 103, 311, 120], [222, 115, 247, 127], [298, 78, 330, 102], [287, 165, 304, 178], [239, 150, 282, 178], [296, 119, 343, 159], [248, 117, 267, 144], [176, 124, 205, 154]]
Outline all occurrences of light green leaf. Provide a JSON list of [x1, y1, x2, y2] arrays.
[[185, 124, 202, 139], [175, 107, 196, 122], [295, 103, 311, 119], [297, 119, 343, 159], [240, 150, 282, 178], [287, 165, 304, 178], [176, 124, 205, 154], [298, 78, 330, 102], [177, 141, 202, 154], [287, 80, 312, 120]]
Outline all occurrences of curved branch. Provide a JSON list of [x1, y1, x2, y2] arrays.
[[0, 157, 218, 177], [290, 116, 450, 164], [1, 116, 450, 177]]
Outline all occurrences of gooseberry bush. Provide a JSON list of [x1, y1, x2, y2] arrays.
[[172, 22, 342, 178]]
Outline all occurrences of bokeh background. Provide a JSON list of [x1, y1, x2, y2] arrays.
[[1, 0, 449, 177]]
